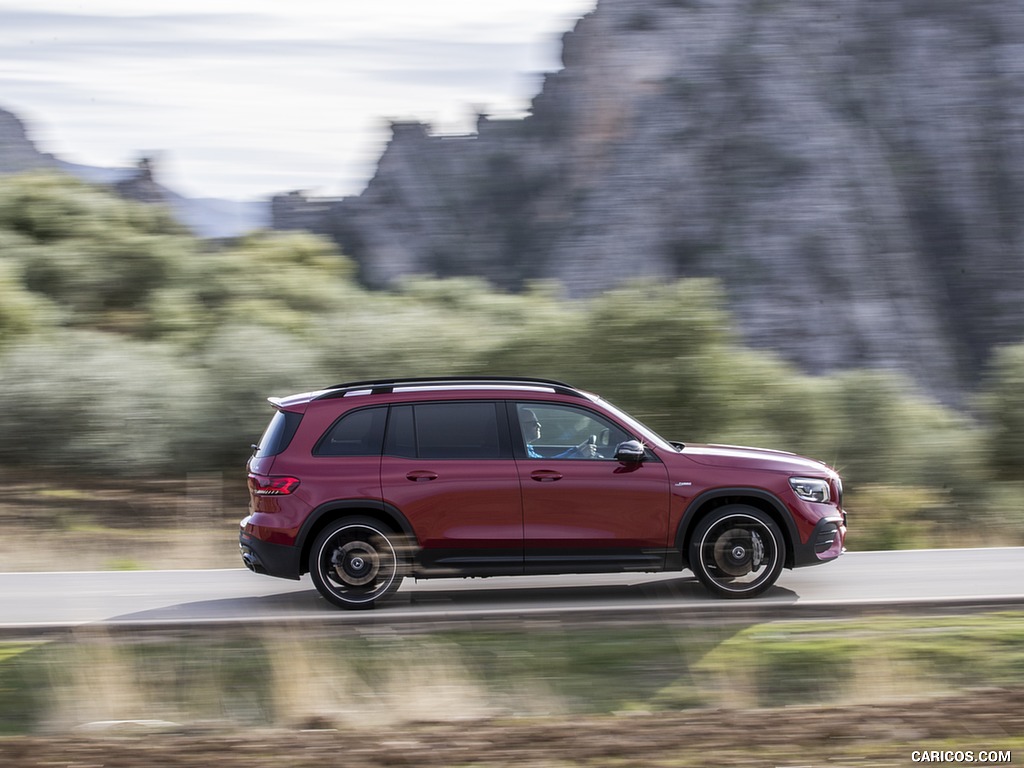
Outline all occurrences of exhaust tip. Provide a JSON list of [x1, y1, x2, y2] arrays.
[[239, 545, 266, 574]]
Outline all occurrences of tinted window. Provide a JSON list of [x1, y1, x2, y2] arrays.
[[384, 402, 502, 459], [384, 405, 416, 458], [254, 410, 302, 458], [416, 402, 501, 459], [315, 407, 387, 456]]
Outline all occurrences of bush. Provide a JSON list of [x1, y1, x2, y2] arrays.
[[0, 332, 207, 476], [979, 343, 1024, 479], [0, 254, 57, 347]]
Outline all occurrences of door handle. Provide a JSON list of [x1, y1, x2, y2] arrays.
[[406, 470, 438, 482], [530, 470, 563, 482]]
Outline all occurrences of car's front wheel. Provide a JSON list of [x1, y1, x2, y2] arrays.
[[309, 517, 405, 609], [689, 505, 785, 598]]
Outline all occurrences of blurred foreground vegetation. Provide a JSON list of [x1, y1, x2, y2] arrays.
[[1, 172, 1023, 550], [1, 613, 1023, 734]]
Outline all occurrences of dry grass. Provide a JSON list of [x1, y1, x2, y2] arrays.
[[0, 474, 242, 572], [5, 613, 1019, 735]]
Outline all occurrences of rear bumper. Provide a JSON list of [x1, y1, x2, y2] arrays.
[[239, 518, 302, 580]]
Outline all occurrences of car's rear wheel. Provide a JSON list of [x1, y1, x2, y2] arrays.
[[689, 505, 785, 598], [309, 517, 405, 609]]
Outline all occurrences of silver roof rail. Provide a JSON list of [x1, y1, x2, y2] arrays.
[[315, 376, 584, 399]]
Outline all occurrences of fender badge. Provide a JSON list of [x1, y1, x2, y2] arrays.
[[674, 482, 692, 487]]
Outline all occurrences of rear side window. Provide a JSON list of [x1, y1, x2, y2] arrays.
[[384, 402, 503, 459], [384, 405, 416, 458], [254, 410, 302, 458], [315, 407, 387, 456]]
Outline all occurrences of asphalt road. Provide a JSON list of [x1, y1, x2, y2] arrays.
[[1, 548, 1022, 632]]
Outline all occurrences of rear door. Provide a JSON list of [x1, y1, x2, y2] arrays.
[[380, 400, 523, 575]]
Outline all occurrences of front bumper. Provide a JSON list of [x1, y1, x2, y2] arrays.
[[791, 515, 846, 568]]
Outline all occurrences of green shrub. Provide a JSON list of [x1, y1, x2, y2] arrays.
[[979, 343, 1024, 479], [0, 331, 207, 476]]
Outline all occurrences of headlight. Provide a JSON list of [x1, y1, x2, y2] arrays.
[[789, 477, 831, 503]]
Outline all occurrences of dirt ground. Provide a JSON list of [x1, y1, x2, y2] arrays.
[[2, 687, 1020, 767]]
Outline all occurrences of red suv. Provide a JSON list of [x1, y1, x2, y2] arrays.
[[240, 377, 846, 608]]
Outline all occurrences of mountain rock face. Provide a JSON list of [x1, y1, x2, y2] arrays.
[[0, 108, 62, 173], [274, 0, 1024, 399]]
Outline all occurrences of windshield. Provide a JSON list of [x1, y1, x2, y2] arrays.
[[585, 394, 678, 452]]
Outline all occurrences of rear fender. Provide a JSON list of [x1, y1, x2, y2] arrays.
[[297, 499, 418, 575]]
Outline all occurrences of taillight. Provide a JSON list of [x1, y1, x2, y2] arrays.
[[248, 474, 301, 496]]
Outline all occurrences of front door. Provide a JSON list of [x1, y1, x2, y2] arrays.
[[512, 401, 671, 573]]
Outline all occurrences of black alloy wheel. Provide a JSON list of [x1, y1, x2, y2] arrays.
[[309, 517, 405, 609], [689, 505, 785, 598]]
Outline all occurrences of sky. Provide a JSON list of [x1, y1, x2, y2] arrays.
[[0, 1, 597, 201]]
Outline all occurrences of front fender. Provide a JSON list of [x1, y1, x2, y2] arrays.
[[672, 487, 800, 569]]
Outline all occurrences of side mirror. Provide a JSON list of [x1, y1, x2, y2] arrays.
[[614, 440, 646, 463]]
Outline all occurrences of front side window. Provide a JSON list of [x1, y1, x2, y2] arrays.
[[515, 403, 631, 460]]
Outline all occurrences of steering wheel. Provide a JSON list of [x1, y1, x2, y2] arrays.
[[573, 433, 601, 459]]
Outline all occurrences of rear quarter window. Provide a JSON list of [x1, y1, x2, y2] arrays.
[[315, 407, 387, 456], [254, 410, 303, 458]]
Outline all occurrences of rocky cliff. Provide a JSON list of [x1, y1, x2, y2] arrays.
[[0, 108, 63, 174], [275, 0, 1024, 399]]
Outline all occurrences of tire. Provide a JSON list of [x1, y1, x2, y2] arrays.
[[308, 517, 405, 609], [688, 505, 785, 599]]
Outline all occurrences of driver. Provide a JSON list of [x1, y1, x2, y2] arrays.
[[520, 408, 599, 459]]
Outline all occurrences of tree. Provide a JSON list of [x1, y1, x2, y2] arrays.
[[0, 252, 56, 346], [979, 343, 1024, 479]]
